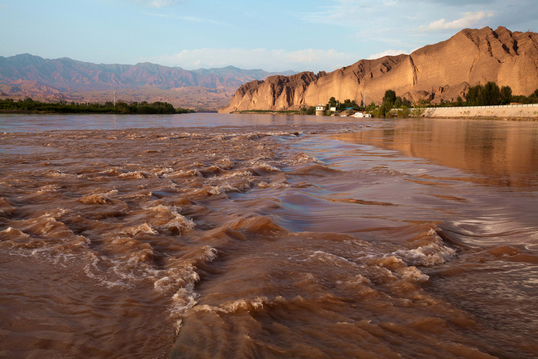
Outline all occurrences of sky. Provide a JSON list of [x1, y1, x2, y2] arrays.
[[1, 0, 537, 73]]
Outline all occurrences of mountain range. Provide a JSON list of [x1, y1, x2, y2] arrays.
[[220, 27, 538, 113], [0, 54, 294, 110]]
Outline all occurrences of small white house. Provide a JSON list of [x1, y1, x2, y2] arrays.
[[315, 104, 325, 116]]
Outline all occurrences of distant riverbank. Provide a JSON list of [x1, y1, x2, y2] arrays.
[[423, 103, 538, 119], [232, 109, 303, 115], [228, 104, 538, 120], [0, 99, 193, 115]]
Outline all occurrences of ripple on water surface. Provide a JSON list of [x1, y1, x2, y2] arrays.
[[0, 117, 537, 358]]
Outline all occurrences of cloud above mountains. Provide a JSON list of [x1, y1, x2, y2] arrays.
[[368, 50, 407, 60], [144, 48, 358, 73], [135, 0, 175, 8], [1, 0, 537, 73], [422, 11, 494, 31]]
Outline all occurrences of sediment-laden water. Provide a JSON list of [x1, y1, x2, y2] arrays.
[[0, 114, 537, 358]]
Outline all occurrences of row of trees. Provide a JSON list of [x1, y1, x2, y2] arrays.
[[299, 97, 362, 116], [292, 82, 538, 117], [113, 101, 188, 114], [0, 98, 193, 114], [299, 106, 317, 115], [465, 82, 513, 106], [326, 97, 361, 111], [371, 83, 538, 118], [434, 83, 538, 107]]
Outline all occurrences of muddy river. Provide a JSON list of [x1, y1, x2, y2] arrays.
[[0, 114, 537, 358]]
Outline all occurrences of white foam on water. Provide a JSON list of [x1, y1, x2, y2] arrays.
[[393, 229, 457, 267], [192, 296, 271, 315], [0, 227, 31, 240], [248, 159, 281, 172], [219, 170, 253, 179], [165, 169, 203, 178], [79, 190, 118, 204], [154, 167, 174, 176], [285, 153, 325, 165], [37, 184, 60, 193], [122, 223, 158, 236], [396, 266, 430, 283], [145, 205, 195, 235], [43, 169, 72, 178], [119, 171, 148, 179]]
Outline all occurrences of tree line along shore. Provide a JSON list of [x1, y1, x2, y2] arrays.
[[0, 98, 194, 114], [234, 82, 538, 118]]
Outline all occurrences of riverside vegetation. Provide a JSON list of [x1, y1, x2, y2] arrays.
[[294, 82, 538, 119], [368, 83, 538, 118], [0, 98, 193, 114]]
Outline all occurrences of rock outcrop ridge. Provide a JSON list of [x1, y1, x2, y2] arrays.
[[219, 27, 538, 113]]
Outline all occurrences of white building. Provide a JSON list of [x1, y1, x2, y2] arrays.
[[315, 104, 325, 116]]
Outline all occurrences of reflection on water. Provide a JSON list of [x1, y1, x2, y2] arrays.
[[333, 118, 538, 188], [0, 115, 537, 358], [0, 112, 355, 132]]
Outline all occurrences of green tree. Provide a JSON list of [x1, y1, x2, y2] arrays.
[[480, 81, 501, 105], [376, 102, 393, 118], [500, 86, 512, 105], [466, 85, 482, 105], [456, 96, 464, 106], [365, 101, 376, 112], [531, 89, 538, 98], [383, 90, 397, 106], [117, 103, 129, 113], [337, 98, 358, 111], [396, 106, 410, 118], [328, 97, 337, 108]]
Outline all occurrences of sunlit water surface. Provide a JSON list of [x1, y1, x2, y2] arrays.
[[0, 114, 537, 358]]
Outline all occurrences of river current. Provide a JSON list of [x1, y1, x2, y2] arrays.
[[0, 113, 537, 358]]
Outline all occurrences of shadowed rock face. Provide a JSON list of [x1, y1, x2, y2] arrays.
[[219, 27, 538, 113]]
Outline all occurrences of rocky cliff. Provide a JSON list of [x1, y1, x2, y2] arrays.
[[219, 27, 538, 113]]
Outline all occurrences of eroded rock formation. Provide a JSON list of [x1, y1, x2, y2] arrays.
[[220, 27, 538, 113]]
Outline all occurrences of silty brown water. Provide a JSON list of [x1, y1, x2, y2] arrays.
[[0, 114, 537, 358]]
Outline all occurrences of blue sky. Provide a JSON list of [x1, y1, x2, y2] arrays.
[[1, 0, 536, 72]]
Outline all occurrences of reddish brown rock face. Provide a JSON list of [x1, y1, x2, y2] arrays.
[[219, 27, 538, 113]]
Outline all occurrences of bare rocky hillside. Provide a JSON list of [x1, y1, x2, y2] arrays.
[[220, 27, 538, 113]]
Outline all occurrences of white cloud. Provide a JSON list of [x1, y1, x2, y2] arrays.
[[149, 0, 174, 7], [145, 12, 228, 25], [421, 11, 491, 31], [301, 0, 374, 27], [135, 0, 175, 8], [368, 49, 407, 59], [142, 48, 360, 72]]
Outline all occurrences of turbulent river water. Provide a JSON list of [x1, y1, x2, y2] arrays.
[[0, 113, 537, 358]]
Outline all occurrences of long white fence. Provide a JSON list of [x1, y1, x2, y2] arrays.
[[421, 103, 538, 118], [428, 103, 538, 110]]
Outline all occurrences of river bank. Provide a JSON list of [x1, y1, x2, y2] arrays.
[[423, 103, 538, 119]]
